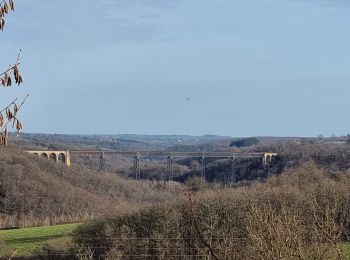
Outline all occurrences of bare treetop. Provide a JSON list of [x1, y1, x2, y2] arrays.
[[0, 0, 28, 145]]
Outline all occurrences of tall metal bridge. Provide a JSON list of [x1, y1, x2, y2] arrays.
[[25, 150, 278, 180]]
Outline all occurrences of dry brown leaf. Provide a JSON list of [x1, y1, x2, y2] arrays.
[[6, 76, 11, 86], [0, 18, 5, 31], [16, 120, 22, 132], [3, 3, 8, 14], [0, 114, 4, 128], [18, 75, 23, 85]]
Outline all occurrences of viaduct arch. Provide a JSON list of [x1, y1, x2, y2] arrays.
[[263, 152, 278, 166], [26, 150, 71, 166]]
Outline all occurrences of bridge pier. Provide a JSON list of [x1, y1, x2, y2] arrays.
[[134, 154, 141, 180], [66, 150, 71, 166], [230, 157, 236, 184], [200, 156, 206, 180], [98, 152, 105, 171], [166, 156, 173, 181]]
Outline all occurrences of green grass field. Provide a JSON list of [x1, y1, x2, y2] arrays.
[[2, 223, 350, 259], [0, 223, 80, 257]]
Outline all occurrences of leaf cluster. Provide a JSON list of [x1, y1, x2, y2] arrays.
[[0, 1, 26, 146], [0, 101, 24, 145], [0, 0, 15, 31], [1, 63, 23, 87]]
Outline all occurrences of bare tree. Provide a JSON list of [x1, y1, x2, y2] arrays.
[[75, 243, 95, 260], [0, 0, 28, 145], [309, 189, 348, 260]]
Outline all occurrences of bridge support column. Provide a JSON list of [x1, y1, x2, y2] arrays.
[[134, 154, 141, 180], [200, 156, 206, 180], [99, 152, 105, 171], [166, 156, 173, 181], [66, 150, 71, 166], [230, 157, 236, 184], [263, 154, 267, 166]]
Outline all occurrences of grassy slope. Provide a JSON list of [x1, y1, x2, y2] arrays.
[[0, 223, 79, 257]]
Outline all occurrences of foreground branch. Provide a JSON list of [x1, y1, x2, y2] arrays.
[[188, 189, 220, 260]]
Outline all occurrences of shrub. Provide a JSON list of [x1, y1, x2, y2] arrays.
[[230, 137, 259, 148], [72, 163, 350, 259]]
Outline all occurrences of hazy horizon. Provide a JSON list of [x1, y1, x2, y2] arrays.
[[17, 131, 337, 139]]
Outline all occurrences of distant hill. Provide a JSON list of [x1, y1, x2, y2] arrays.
[[11, 133, 231, 152]]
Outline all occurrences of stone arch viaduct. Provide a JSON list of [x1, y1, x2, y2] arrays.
[[26, 150, 71, 166]]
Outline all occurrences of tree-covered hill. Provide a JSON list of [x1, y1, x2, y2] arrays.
[[0, 145, 181, 228]]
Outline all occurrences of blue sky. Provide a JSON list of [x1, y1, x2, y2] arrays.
[[1, 0, 350, 137]]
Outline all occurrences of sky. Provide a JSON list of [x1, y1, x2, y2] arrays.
[[1, 0, 350, 137]]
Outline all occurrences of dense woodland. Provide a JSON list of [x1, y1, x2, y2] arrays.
[[0, 144, 181, 228], [68, 164, 350, 259], [2, 135, 350, 259]]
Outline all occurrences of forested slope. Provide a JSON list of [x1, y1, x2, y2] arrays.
[[0, 145, 181, 228], [71, 163, 350, 260]]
